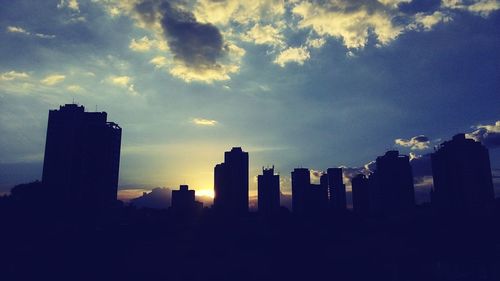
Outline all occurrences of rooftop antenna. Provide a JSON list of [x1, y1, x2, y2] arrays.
[[72, 97, 75, 104]]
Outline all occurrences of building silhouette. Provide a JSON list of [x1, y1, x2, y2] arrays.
[[369, 151, 415, 216], [351, 174, 370, 216], [431, 134, 494, 215], [307, 183, 329, 214], [171, 185, 202, 214], [42, 104, 121, 209], [326, 168, 347, 210], [292, 168, 328, 215], [213, 147, 249, 214], [291, 168, 310, 215], [257, 166, 280, 214]]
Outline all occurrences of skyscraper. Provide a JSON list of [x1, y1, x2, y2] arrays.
[[431, 134, 494, 215], [351, 174, 370, 215], [291, 168, 310, 215], [213, 147, 249, 214], [42, 104, 121, 209], [371, 150, 415, 216], [326, 168, 346, 210], [257, 166, 280, 214]]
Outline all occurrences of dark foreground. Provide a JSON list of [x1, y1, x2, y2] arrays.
[[2, 197, 500, 281]]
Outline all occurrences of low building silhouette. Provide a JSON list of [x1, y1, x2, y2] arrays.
[[42, 104, 121, 209], [213, 147, 249, 214], [257, 166, 280, 215], [431, 134, 494, 216], [171, 185, 202, 214]]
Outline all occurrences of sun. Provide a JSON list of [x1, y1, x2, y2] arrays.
[[195, 189, 214, 198]]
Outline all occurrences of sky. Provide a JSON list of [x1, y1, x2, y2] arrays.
[[0, 0, 499, 205]]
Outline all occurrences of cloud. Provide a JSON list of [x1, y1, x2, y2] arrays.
[[306, 37, 326, 49], [468, 0, 500, 16], [109, 75, 131, 87], [67, 85, 84, 92], [168, 42, 244, 83], [241, 23, 284, 46], [91, 0, 500, 86], [129, 36, 168, 52], [102, 0, 244, 83], [0, 71, 29, 81], [193, 0, 286, 25], [6, 26, 30, 35], [290, 0, 497, 51], [409, 11, 453, 31], [96, 1, 239, 82], [132, 0, 244, 83], [274, 46, 310, 67], [149, 55, 169, 68], [395, 135, 431, 150], [40, 74, 66, 86], [378, 0, 412, 8], [117, 188, 151, 202], [466, 121, 500, 149], [158, 3, 224, 67], [57, 0, 80, 12], [292, 1, 404, 49], [442, 0, 500, 17], [6, 26, 55, 39], [94, 0, 499, 80], [107, 75, 136, 93], [340, 161, 374, 186], [310, 169, 323, 184], [192, 118, 218, 126]]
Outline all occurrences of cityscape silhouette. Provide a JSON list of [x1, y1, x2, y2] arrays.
[[3, 0, 500, 279], [1, 103, 499, 281]]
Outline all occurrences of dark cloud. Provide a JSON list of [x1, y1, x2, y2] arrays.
[[414, 136, 429, 142], [134, 0, 225, 67]]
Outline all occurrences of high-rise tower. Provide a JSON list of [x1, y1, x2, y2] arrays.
[[431, 134, 494, 215], [42, 104, 121, 208], [371, 151, 415, 216], [326, 168, 346, 210], [213, 147, 249, 213], [258, 166, 280, 214]]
